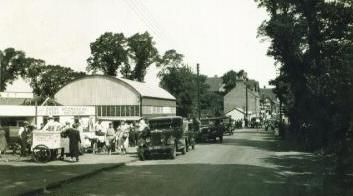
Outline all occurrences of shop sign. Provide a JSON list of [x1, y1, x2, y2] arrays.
[[37, 106, 95, 116]]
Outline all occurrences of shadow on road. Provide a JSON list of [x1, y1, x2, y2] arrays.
[[220, 134, 279, 152], [49, 163, 325, 196]]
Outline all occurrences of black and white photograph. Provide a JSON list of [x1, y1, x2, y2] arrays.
[[0, 0, 352, 195]]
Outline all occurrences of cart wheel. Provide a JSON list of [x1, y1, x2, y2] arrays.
[[32, 145, 51, 163]]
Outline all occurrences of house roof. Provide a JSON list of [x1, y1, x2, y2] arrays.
[[260, 88, 278, 103], [206, 77, 224, 92]]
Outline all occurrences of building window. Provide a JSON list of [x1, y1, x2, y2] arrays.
[[102, 106, 107, 116], [96, 105, 140, 117], [121, 106, 126, 116], [115, 106, 121, 116]]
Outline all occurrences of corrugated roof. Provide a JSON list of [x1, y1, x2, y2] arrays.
[[116, 77, 175, 100]]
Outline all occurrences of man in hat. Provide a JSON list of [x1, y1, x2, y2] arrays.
[[19, 121, 31, 156]]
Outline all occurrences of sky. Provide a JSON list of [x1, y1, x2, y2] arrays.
[[0, 0, 276, 92]]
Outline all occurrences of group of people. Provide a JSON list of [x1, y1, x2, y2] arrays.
[[0, 117, 151, 163], [92, 119, 149, 155]]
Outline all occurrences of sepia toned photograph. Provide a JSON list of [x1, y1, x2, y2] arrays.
[[0, 0, 352, 195]]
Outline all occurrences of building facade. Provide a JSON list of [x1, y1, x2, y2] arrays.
[[259, 88, 279, 120], [224, 80, 260, 120], [54, 75, 176, 121]]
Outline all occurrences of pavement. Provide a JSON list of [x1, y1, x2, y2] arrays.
[[0, 147, 138, 195]]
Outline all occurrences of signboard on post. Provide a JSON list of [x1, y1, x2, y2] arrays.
[[37, 106, 95, 116]]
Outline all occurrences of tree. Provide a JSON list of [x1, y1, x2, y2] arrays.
[[87, 32, 128, 76], [128, 32, 158, 82], [255, 0, 353, 182], [222, 70, 238, 94], [159, 63, 210, 117], [159, 65, 195, 117], [157, 49, 184, 77], [27, 64, 86, 98], [0, 48, 28, 91]]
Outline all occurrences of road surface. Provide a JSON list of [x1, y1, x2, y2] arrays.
[[46, 130, 325, 196]]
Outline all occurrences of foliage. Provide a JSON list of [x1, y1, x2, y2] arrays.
[[201, 91, 223, 117], [87, 32, 128, 76], [222, 70, 238, 94], [0, 48, 28, 91], [128, 32, 159, 82], [255, 0, 353, 176], [159, 65, 196, 117], [158, 51, 210, 117], [157, 49, 184, 76], [27, 64, 86, 98]]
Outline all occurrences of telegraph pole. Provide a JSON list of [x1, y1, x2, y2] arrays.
[[245, 82, 249, 127], [197, 63, 201, 119], [0, 53, 2, 92]]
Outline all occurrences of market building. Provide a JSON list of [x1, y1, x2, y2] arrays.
[[54, 75, 176, 121]]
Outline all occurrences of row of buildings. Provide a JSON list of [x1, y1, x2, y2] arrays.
[[206, 73, 279, 122], [0, 75, 176, 129], [1, 73, 279, 130]]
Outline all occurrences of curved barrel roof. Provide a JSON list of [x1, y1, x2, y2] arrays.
[[56, 75, 175, 101]]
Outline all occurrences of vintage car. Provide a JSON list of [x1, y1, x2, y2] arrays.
[[250, 117, 262, 128], [197, 117, 225, 143], [137, 116, 191, 160], [223, 117, 234, 135]]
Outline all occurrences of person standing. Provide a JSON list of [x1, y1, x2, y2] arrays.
[[106, 123, 116, 155], [65, 124, 81, 162], [19, 121, 30, 157], [0, 126, 7, 161], [117, 121, 129, 155]]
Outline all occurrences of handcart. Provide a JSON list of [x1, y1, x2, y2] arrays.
[[31, 131, 69, 163]]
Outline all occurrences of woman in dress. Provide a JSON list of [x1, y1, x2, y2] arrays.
[[117, 121, 129, 155]]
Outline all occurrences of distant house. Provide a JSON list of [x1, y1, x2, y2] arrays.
[[225, 107, 245, 121], [259, 88, 279, 120], [224, 79, 260, 120]]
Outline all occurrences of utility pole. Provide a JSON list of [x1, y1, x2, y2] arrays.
[[0, 54, 1, 126], [197, 63, 201, 119], [245, 82, 248, 127]]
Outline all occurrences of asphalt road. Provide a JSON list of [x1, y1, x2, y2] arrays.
[[46, 129, 325, 196]]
